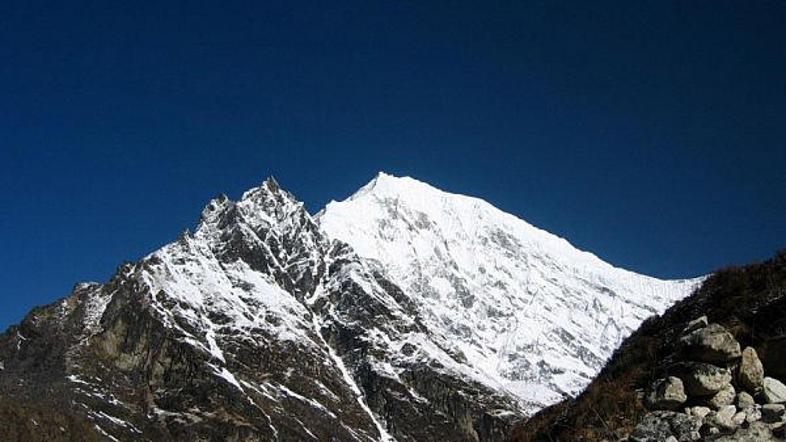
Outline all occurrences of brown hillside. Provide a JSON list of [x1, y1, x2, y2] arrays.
[[511, 250, 786, 441]]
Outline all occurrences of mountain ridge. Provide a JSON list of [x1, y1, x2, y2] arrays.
[[0, 173, 699, 441]]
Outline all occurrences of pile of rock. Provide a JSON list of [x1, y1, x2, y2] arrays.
[[628, 316, 786, 441]]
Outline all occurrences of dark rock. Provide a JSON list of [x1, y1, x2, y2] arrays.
[[760, 337, 786, 380], [761, 404, 785, 423], [682, 316, 708, 335]]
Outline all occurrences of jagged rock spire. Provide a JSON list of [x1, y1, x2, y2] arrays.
[[264, 175, 281, 193]]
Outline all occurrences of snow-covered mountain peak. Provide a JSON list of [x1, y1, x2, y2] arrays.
[[320, 173, 702, 409], [343, 171, 436, 202], [239, 176, 311, 224], [239, 175, 286, 204], [324, 173, 637, 285], [0, 173, 703, 440]]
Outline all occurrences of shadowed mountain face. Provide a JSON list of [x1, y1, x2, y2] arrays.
[[0, 175, 697, 441]]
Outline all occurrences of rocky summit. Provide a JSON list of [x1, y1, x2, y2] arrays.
[[0, 174, 699, 441]]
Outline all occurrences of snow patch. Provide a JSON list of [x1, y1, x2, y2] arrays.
[[310, 311, 396, 441]]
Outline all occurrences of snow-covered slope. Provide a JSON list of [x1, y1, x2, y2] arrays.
[[319, 172, 701, 410]]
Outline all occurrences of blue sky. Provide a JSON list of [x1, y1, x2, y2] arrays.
[[1, 1, 785, 330]]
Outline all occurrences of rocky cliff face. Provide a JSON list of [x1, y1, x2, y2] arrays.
[[0, 178, 519, 441], [0, 174, 699, 441]]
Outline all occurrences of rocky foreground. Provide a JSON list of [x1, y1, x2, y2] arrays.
[[511, 251, 786, 441], [630, 317, 785, 440]]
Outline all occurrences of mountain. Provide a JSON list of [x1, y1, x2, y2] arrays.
[[0, 174, 698, 441], [511, 251, 786, 441], [320, 173, 700, 411]]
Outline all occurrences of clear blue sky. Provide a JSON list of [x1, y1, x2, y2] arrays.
[[1, 1, 784, 331]]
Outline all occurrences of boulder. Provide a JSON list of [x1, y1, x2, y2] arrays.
[[761, 404, 785, 423], [732, 411, 747, 426], [683, 363, 733, 397], [763, 377, 786, 404], [736, 391, 756, 410], [710, 421, 779, 441], [704, 405, 738, 433], [707, 384, 736, 410], [630, 411, 702, 442], [737, 347, 764, 393], [743, 406, 762, 424], [646, 376, 688, 410], [680, 323, 741, 364], [686, 406, 712, 421], [683, 316, 708, 335]]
